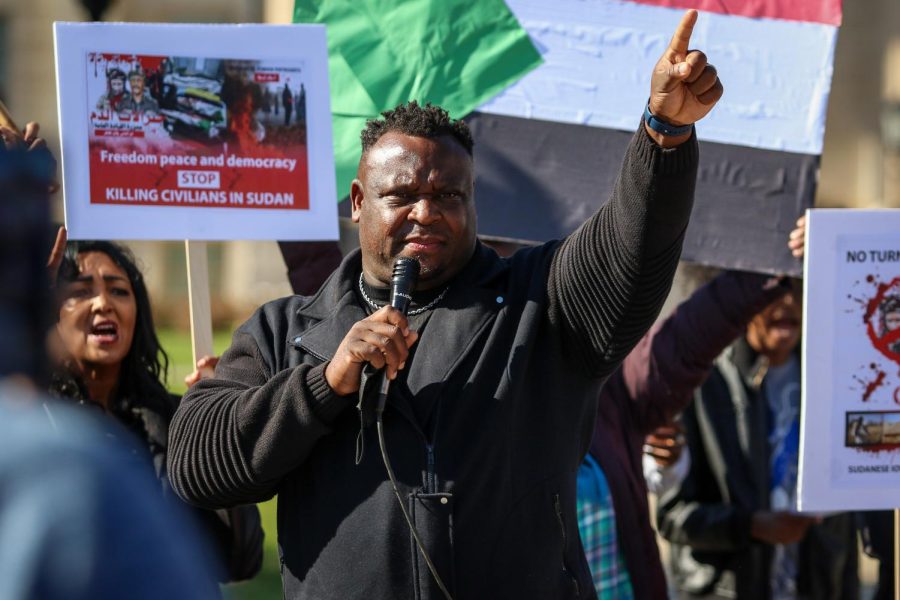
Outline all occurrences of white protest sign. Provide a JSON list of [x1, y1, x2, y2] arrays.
[[798, 209, 900, 511], [54, 22, 338, 241]]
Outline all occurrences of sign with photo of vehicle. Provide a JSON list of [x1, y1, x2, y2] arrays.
[[55, 23, 337, 241]]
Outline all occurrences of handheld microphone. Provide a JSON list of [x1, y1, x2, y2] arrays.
[[389, 256, 420, 314], [377, 257, 420, 415]]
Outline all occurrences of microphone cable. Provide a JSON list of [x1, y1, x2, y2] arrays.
[[373, 257, 454, 600], [376, 414, 453, 600]]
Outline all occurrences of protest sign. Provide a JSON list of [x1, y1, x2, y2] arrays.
[[54, 22, 337, 241], [798, 209, 900, 511]]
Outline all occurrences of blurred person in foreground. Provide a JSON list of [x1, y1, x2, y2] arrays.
[[0, 121, 219, 599], [657, 217, 859, 599], [576, 222, 807, 599], [168, 11, 722, 599], [4, 120, 263, 590], [0, 385, 223, 600]]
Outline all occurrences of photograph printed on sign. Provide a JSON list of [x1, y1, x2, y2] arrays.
[[844, 411, 900, 447], [830, 237, 900, 484], [86, 53, 309, 211]]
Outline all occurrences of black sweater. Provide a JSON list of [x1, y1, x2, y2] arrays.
[[168, 125, 698, 600]]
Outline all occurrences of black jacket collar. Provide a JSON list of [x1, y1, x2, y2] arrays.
[[293, 242, 508, 365]]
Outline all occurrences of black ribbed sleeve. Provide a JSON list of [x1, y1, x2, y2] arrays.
[[547, 126, 698, 379], [167, 325, 353, 509]]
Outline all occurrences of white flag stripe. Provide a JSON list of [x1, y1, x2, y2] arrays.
[[479, 0, 836, 155]]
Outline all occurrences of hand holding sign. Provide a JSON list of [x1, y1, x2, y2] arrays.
[[646, 10, 724, 146], [788, 216, 806, 259], [185, 355, 219, 388]]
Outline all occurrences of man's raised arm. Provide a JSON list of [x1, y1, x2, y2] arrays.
[[547, 10, 723, 378]]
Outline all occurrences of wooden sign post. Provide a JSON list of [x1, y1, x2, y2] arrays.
[[185, 240, 214, 376]]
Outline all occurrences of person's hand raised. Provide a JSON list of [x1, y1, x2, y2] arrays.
[[647, 10, 724, 146], [0, 121, 58, 191]]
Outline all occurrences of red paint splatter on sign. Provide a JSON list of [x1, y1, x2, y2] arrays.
[[864, 276, 900, 365], [863, 371, 887, 401]]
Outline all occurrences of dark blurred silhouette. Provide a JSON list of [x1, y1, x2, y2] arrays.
[[0, 122, 220, 599]]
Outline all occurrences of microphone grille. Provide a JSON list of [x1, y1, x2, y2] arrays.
[[392, 257, 421, 284]]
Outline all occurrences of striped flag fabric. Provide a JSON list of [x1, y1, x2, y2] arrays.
[[469, 0, 841, 275], [627, 0, 841, 26], [304, 0, 840, 275]]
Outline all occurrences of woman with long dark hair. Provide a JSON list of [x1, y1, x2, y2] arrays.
[[50, 239, 263, 586]]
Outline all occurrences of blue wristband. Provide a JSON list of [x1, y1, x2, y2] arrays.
[[643, 104, 693, 137]]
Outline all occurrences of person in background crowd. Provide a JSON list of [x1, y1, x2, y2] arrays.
[[859, 511, 894, 600], [296, 83, 306, 124], [578, 237, 804, 599], [0, 119, 220, 600], [849, 275, 898, 599], [282, 83, 293, 126], [657, 218, 859, 600], [277, 239, 343, 296], [262, 87, 272, 116], [49, 236, 264, 588]]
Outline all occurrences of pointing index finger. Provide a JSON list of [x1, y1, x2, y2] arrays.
[[668, 9, 698, 58]]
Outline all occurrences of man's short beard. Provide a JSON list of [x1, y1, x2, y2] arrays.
[[409, 252, 434, 276]]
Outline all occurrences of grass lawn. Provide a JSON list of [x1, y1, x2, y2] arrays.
[[158, 327, 282, 599]]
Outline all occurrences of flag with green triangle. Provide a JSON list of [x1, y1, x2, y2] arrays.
[[293, 0, 542, 202]]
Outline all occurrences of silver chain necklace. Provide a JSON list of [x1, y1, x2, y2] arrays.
[[358, 273, 449, 316]]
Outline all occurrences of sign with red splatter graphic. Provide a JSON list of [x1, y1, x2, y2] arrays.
[[864, 276, 900, 366], [55, 23, 336, 241], [798, 209, 900, 511]]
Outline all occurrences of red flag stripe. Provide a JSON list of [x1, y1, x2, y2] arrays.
[[624, 0, 841, 26]]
